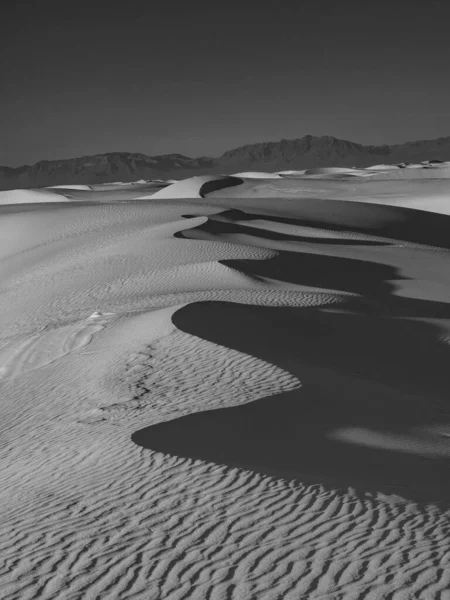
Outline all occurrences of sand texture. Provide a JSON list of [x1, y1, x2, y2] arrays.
[[0, 167, 449, 599]]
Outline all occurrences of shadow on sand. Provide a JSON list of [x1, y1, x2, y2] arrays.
[[199, 177, 244, 197], [133, 210, 450, 504], [133, 299, 450, 504], [179, 207, 450, 249], [177, 209, 450, 318], [176, 211, 391, 246]]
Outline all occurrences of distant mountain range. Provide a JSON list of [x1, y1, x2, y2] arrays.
[[2, 135, 450, 190]]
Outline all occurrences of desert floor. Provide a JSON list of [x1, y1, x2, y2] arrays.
[[1, 167, 449, 599]]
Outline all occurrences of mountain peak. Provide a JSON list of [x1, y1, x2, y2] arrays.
[[1, 135, 450, 190]]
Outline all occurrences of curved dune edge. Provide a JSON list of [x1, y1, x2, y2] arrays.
[[140, 175, 244, 199], [207, 173, 450, 215], [179, 199, 450, 249]]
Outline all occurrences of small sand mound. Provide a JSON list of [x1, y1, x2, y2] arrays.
[[276, 170, 308, 177], [46, 184, 93, 190], [231, 172, 282, 179], [366, 164, 402, 171], [304, 167, 358, 175]]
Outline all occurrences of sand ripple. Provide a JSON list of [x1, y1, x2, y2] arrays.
[[0, 196, 449, 599]]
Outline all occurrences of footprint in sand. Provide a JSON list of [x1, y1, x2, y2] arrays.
[[0, 311, 114, 380]]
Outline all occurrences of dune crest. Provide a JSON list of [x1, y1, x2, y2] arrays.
[[143, 174, 244, 199]]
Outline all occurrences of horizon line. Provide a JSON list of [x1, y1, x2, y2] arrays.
[[3, 133, 450, 170]]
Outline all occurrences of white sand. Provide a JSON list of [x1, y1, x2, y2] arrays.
[[47, 184, 93, 190], [304, 166, 360, 175], [0, 181, 175, 206], [0, 188, 76, 204], [232, 171, 282, 178], [366, 164, 402, 170], [276, 169, 308, 176], [207, 167, 450, 215], [0, 169, 449, 599], [143, 174, 244, 199]]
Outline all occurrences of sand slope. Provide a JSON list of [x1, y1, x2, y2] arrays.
[[207, 173, 450, 214], [0, 188, 76, 205], [145, 175, 244, 199], [0, 176, 449, 599]]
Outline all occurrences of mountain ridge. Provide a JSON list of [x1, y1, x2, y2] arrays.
[[2, 135, 450, 190]]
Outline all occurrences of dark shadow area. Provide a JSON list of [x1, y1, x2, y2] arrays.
[[132, 208, 450, 504], [186, 205, 450, 249], [133, 301, 450, 504], [199, 177, 243, 198], [187, 208, 450, 249], [132, 393, 450, 505], [226, 252, 399, 296], [168, 302, 450, 398], [175, 211, 391, 246], [223, 254, 450, 320], [177, 209, 450, 319]]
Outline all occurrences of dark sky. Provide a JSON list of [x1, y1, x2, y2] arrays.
[[2, 0, 449, 166]]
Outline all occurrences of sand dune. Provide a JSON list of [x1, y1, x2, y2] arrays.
[[144, 174, 244, 199], [0, 181, 174, 205], [0, 188, 76, 205], [43, 181, 170, 202], [232, 171, 282, 178], [47, 184, 93, 190], [136, 299, 450, 500], [366, 163, 402, 170], [276, 169, 307, 176], [0, 171, 449, 599], [207, 171, 450, 214], [303, 166, 364, 175]]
